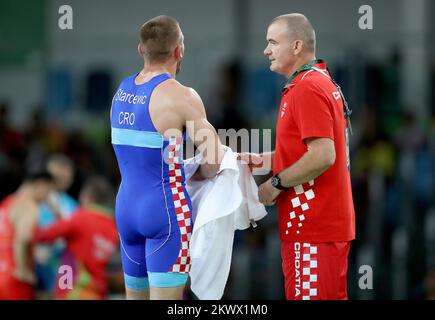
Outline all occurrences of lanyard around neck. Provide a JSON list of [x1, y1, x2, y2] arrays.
[[283, 59, 353, 135], [283, 59, 324, 89]]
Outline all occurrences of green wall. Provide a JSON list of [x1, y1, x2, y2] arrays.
[[0, 0, 47, 67]]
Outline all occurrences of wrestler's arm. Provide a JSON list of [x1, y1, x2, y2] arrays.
[[180, 87, 225, 179], [10, 202, 39, 284], [32, 216, 75, 243]]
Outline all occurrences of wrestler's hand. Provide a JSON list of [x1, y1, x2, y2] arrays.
[[258, 178, 281, 206]]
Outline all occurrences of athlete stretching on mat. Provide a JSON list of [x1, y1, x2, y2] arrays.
[[110, 15, 225, 300]]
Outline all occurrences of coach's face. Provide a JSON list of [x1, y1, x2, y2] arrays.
[[264, 20, 296, 77]]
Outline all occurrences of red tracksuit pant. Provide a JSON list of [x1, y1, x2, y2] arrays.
[[281, 241, 351, 300]]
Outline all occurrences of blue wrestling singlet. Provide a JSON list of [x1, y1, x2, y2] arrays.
[[110, 73, 193, 289]]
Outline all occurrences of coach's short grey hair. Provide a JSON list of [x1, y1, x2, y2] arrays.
[[270, 13, 316, 53]]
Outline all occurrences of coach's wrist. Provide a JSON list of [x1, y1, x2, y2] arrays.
[[271, 174, 288, 191]]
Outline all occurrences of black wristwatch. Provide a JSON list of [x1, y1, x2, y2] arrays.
[[271, 174, 288, 191]]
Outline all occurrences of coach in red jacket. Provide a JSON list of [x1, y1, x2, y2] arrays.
[[244, 13, 355, 300]]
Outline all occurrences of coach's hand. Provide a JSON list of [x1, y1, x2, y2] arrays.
[[258, 178, 281, 206], [237, 152, 263, 172]]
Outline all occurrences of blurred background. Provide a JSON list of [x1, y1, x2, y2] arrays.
[[1, 0, 435, 299]]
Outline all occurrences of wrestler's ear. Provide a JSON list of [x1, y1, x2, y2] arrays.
[[174, 44, 183, 60], [138, 43, 144, 58]]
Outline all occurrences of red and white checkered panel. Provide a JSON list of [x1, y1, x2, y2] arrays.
[[300, 243, 318, 300], [285, 180, 316, 236], [167, 137, 191, 274]]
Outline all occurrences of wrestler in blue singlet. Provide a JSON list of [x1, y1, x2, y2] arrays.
[[110, 73, 192, 290]]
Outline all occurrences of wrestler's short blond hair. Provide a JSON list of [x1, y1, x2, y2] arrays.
[[139, 15, 182, 63]]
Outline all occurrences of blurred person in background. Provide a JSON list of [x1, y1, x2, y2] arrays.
[[211, 61, 250, 131], [242, 13, 355, 300], [110, 15, 224, 300], [32, 176, 118, 300], [0, 101, 27, 200], [424, 268, 435, 300], [0, 170, 54, 300], [34, 154, 77, 299]]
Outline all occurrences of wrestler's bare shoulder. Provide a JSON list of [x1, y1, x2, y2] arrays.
[[155, 79, 201, 104], [152, 78, 204, 118]]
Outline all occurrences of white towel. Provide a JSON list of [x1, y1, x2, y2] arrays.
[[184, 147, 267, 300]]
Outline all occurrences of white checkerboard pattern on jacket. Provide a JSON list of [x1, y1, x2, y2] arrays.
[[285, 180, 315, 236]]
